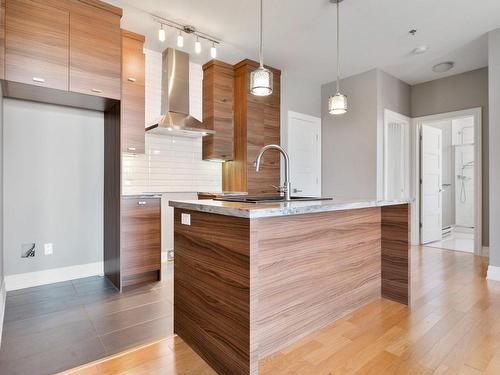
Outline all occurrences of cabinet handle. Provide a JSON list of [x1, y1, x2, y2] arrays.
[[32, 77, 45, 83], [127, 147, 136, 152], [127, 77, 136, 82], [138, 201, 147, 205], [91, 88, 103, 93]]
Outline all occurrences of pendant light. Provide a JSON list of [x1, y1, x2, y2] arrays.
[[328, 0, 348, 115], [250, 0, 273, 96]]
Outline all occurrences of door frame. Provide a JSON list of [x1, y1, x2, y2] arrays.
[[286, 110, 322, 196], [412, 108, 482, 254], [383, 109, 411, 200]]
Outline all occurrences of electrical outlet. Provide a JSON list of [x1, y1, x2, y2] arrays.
[[181, 213, 191, 225], [44, 243, 53, 255]]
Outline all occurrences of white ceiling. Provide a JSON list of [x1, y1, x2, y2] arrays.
[[110, 0, 500, 85]]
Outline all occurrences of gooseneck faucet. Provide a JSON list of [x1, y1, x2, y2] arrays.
[[255, 144, 291, 201]]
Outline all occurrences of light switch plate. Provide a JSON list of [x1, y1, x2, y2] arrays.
[[181, 213, 191, 225], [44, 243, 53, 255]]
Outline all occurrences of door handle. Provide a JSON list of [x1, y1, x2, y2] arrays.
[[91, 88, 103, 93], [127, 77, 136, 82], [293, 188, 303, 193], [32, 77, 45, 83]]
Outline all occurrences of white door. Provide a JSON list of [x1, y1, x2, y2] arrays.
[[383, 110, 410, 200], [421, 125, 443, 244], [287, 111, 321, 197]]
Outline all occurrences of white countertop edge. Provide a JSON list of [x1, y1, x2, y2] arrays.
[[168, 199, 410, 219]]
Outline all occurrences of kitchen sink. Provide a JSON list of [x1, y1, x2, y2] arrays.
[[214, 196, 333, 203]]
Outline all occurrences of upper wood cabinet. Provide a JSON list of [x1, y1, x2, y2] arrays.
[[121, 30, 145, 154], [202, 60, 234, 161], [69, 4, 121, 99], [5, 0, 69, 91], [223, 59, 281, 195]]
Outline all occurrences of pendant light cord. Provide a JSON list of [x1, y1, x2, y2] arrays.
[[259, 0, 264, 67], [336, 0, 340, 93]]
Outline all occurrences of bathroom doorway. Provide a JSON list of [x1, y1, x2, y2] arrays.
[[413, 108, 482, 254]]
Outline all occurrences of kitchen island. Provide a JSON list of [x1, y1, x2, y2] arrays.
[[170, 198, 410, 375]]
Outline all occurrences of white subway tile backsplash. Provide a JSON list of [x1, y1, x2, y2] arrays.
[[123, 49, 221, 194], [122, 135, 222, 194]]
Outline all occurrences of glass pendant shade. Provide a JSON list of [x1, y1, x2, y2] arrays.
[[250, 66, 273, 96], [328, 93, 348, 115]]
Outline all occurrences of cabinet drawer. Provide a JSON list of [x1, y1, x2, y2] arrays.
[[121, 198, 161, 282], [70, 7, 121, 99], [5, 0, 69, 90]]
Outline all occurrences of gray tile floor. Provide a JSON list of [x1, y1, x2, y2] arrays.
[[0, 263, 174, 375]]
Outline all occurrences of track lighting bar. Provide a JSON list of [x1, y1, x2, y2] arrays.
[[153, 15, 221, 58]]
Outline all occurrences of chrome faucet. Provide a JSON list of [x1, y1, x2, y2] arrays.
[[255, 144, 291, 201]]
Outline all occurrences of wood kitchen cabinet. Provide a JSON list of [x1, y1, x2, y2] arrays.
[[121, 197, 161, 288], [202, 60, 234, 161], [5, 0, 69, 91], [121, 30, 145, 154], [223, 59, 281, 195], [70, 3, 121, 99]]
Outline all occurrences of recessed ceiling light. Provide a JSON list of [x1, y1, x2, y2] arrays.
[[412, 45, 428, 55], [432, 61, 455, 73]]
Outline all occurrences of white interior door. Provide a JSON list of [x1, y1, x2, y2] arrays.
[[287, 111, 321, 197], [421, 125, 443, 244], [384, 110, 410, 200]]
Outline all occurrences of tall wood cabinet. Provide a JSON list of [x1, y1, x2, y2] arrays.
[[202, 60, 234, 161], [223, 59, 281, 195], [121, 30, 145, 154]]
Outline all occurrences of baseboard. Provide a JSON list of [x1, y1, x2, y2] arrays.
[[487, 265, 500, 282], [0, 278, 6, 349], [5, 262, 104, 291]]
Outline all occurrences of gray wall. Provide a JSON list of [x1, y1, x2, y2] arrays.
[[281, 72, 322, 149], [377, 71, 411, 197], [489, 30, 500, 266], [321, 69, 410, 199], [3, 99, 104, 276], [411, 68, 489, 246], [321, 69, 379, 199]]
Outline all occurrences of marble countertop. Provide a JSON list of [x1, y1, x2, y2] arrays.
[[168, 197, 410, 218]]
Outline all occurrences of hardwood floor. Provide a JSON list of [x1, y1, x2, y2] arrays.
[[64, 246, 500, 375], [0, 263, 173, 375]]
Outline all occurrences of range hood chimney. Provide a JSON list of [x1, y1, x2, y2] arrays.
[[145, 48, 213, 137]]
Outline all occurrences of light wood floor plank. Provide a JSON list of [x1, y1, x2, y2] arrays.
[[64, 247, 498, 375]]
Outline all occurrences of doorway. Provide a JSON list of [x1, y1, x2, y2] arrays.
[[414, 108, 482, 254], [287, 111, 322, 197]]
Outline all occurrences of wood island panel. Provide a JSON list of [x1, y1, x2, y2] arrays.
[[253, 208, 382, 358], [174, 209, 251, 375], [173, 204, 410, 375], [381, 203, 411, 304]]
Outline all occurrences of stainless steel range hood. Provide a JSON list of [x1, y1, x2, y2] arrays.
[[145, 48, 213, 137]]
